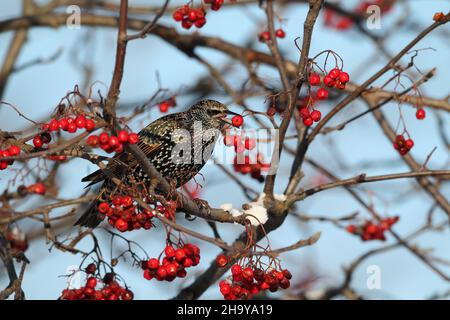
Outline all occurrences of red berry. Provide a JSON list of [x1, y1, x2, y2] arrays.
[[165, 245, 176, 258], [85, 263, 96, 274], [29, 182, 46, 195], [67, 122, 77, 133], [259, 31, 270, 42], [49, 119, 59, 131], [216, 254, 228, 267], [159, 102, 170, 113], [405, 139, 414, 149], [242, 267, 254, 280], [275, 28, 285, 38], [87, 135, 99, 147], [173, 10, 183, 22], [416, 108, 426, 120], [346, 224, 356, 233], [57, 118, 68, 131], [338, 71, 350, 83], [85, 119, 95, 131], [181, 19, 193, 29], [99, 132, 109, 144], [147, 258, 159, 270], [303, 117, 313, 127], [75, 115, 86, 129], [244, 138, 256, 150], [156, 267, 167, 280], [231, 264, 242, 276], [128, 133, 139, 144], [115, 219, 128, 232], [311, 109, 321, 122], [317, 88, 329, 100], [188, 10, 197, 22], [175, 249, 186, 262], [8, 145, 21, 156], [223, 135, 234, 146], [220, 285, 231, 296], [98, 202, 110, 214], [309, 73, 321, 86], [33, 136, 43, 148], [108, 136, 119, 148], [195, 17, 206, 28], [117, 130, 129, 143], [323, 75, 335, 87], [86, 277, 97, 288], [231, 115, 243, 127], [328, 68, 341, 80]]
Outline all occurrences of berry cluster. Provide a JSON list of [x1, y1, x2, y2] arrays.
[[173, 5, 207, 29], [33, 114, 96, 148], [27, 182, 46, 195], [61, 270, 133, 300], [346, 216, 399, 241], [97, 195, 156, 232], [298, 96, 321, 127], [142, 244, 200, 282], [217, 257, 292, 300], [310, 68, 350, 90], [233, 153, 269, 182], [300, 68, 350, 127], [0, 145, 20, 170], [224, 135, 255, 153], [87, 130, 139, 154], [158, 97, 176, 113], [258, 28, 286, 42], [393, 134, 414, 156]]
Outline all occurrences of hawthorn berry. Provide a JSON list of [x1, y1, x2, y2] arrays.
[[85, 263, 96, 274], [87, 135, 99, 147], [33, 136, 43, 148], [8, 145, 21, 156], [317, 88, 329, 100], [231, 115, 243, 127], [216, 254, 228, 267], [416, 108, 426, 120], [323, 75, 335, 87], [338, 71, 350, 83], [85, 119, 96, 131], [244, 138, 256, 150], [311, 109, 321, 122], [328, 68, 341, 79], [75, 114, 87, 129], [128, 133, 139, 144], [309, 73, 321, 86], [115, 219, 128, 232], [275, 28, 286, 38]]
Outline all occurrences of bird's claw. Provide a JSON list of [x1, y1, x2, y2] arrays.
[[193, 198, 211, 215]]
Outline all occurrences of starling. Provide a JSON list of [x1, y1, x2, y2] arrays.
[[75, 99, 237, 228]]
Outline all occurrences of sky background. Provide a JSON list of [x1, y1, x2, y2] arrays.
[[1, 0, 450, 299]]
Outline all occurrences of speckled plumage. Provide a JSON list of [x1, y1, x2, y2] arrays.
[[75, 99, 232, 228]]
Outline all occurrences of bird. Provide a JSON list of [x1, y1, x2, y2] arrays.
[[75, 99, 238, 228]]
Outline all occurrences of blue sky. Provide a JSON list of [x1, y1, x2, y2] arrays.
[[1, 0, 450, 299]]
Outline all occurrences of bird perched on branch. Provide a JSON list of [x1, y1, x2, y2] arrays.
[[75, 99, 238, 228]]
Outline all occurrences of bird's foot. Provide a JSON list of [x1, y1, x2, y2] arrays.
[[193, 198, 211, 215]]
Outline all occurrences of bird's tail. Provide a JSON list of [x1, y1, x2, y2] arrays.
[[74, 199, 104, 228], [75, 182, 111, 228]]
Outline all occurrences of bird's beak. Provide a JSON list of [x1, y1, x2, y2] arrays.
[[226, 109, 239, 116]]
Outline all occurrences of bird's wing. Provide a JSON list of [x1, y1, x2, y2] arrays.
[[81, 132, 163, 187]]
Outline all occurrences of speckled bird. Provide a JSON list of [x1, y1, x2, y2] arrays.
[[75, 99, 237, 228]]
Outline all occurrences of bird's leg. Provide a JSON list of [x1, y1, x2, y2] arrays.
[[192, 198, 211, 215]]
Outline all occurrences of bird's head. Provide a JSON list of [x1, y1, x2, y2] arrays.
[[190, 99, 238, 129]]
